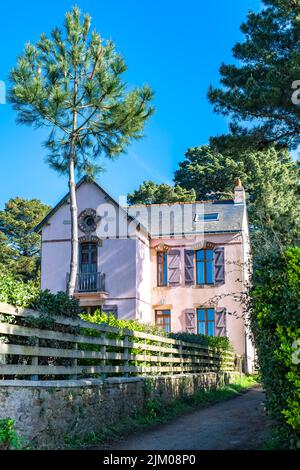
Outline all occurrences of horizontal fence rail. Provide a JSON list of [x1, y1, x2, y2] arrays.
[[0, 302, 239, 381]]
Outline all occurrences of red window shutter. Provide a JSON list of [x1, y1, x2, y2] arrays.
[[214, 247, 225, 286], [184, 249, 195, 285], [185, 309, 196, 334], [168, 249, 180, 286], [215, 307, 226, 336]]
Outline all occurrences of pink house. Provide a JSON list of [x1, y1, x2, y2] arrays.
[[36, 176, 255, 372]]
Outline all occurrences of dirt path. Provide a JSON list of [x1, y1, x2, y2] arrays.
[[95, 386, 271, 450]]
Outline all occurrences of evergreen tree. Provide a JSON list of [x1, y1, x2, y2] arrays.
[[0, 197, 50, 281], [127, 181, 196, 205], [174, 145, 300, 250], [9, 7, 154, 295], [208, 0, 300, 148]]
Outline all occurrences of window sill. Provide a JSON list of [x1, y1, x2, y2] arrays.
[[192, 284, 216, 289]]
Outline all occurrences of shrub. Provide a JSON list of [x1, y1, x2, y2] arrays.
[[0, 418, 24, 450], [169, 332, 232, 352], [80, 310, 233, 353], [251, 247, 300, 449], [0, 273, 80, 318], [80, 310, 167, 336], [0, 273, 39, 307]]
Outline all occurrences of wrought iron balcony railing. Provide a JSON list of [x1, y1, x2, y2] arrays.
[[66, 272, 106, 293]]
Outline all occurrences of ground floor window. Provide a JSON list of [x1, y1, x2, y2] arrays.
[[155, 309, 171, 333], [81, 306, 101, 315], [197, 307, 215, 336]]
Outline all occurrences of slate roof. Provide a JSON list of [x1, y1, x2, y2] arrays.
[[35, 176, 245, 237], [127, 200, 245, 237]]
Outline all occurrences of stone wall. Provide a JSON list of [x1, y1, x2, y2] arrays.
[[0, 372, 238, 449]]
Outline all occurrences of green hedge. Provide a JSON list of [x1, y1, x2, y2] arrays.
[[0, 273, 80, 318], [169, 332, 232, 352], [80, 310, 167, 336], [252, 247, 300, 449], [81, 310, 232, 352]]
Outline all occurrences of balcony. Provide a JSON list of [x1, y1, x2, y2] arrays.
[[66, 272, 108, 306]]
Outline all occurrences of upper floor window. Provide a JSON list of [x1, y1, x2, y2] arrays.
[[196, 249, 214, 285], [157, 251, 168, 286], [155, 309, 171, 333], [80, 243, 97, 273], [197, 308, 215, 336]]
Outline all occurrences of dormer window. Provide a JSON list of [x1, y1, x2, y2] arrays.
[[194, 213, 219, 222]]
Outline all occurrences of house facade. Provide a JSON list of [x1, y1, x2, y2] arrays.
[[36, 176, 255, 372]]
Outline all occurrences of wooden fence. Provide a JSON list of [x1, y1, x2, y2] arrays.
[[0, 302, 239, 381]]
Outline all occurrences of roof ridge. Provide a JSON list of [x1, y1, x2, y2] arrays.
[[126, 199, 234, 208]]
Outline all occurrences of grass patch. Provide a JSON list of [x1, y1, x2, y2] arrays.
[[65, 374, 259, 449]]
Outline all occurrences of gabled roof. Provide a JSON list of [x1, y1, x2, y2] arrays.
[[35, 175, 246, 237], [34, 175, 139, 234]]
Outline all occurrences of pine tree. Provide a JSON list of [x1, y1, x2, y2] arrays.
[[9, 7, 154, 296], [208, 0, 300, 148], [127, 181, 196, 205], [0, 197, 50, 281], [174, 145, 300, 249]]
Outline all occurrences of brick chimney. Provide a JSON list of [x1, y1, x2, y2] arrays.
[[234, 178, 246, 204]]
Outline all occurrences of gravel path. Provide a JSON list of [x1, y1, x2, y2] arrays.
[[94, 386, 271, 450]]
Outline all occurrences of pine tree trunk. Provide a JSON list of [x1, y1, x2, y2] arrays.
[[68, 64, 78, 298], [67, 145, 78, 297]]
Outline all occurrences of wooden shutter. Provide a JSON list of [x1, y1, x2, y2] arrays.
[[185, 309, 196, 334], [214, 246, 225, 285], [184, 249, 195, 285], [168, 249, 180, 286], [215, 307, 226, 336]]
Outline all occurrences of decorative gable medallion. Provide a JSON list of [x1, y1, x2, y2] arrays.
[[78, 208, 101, 234]]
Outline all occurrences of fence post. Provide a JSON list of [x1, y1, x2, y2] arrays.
[[169, 342, 173, 376], [123, 331, 129, 377], [179, 341, 183, 373], [143, 338, 147, 376], [158, 341, 162, 375], [0, 350, 6, 366], [30, 339, 39, 381], [70, 342, 78, 380], [101, 332, 107, 379]]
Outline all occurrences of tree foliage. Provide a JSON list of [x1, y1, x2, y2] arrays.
[[9, 6, 154, 295], [0, 272, 80, 318], [251, 247, 300, 448], [208, 0, 300, 148], [174, 144, 300, 253], [0, 197, 50, 281], [127, 180, 196, 205], [9, 6, 154, 174]]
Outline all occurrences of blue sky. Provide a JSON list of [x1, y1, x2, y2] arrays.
[[0, 0, 262, 209]]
